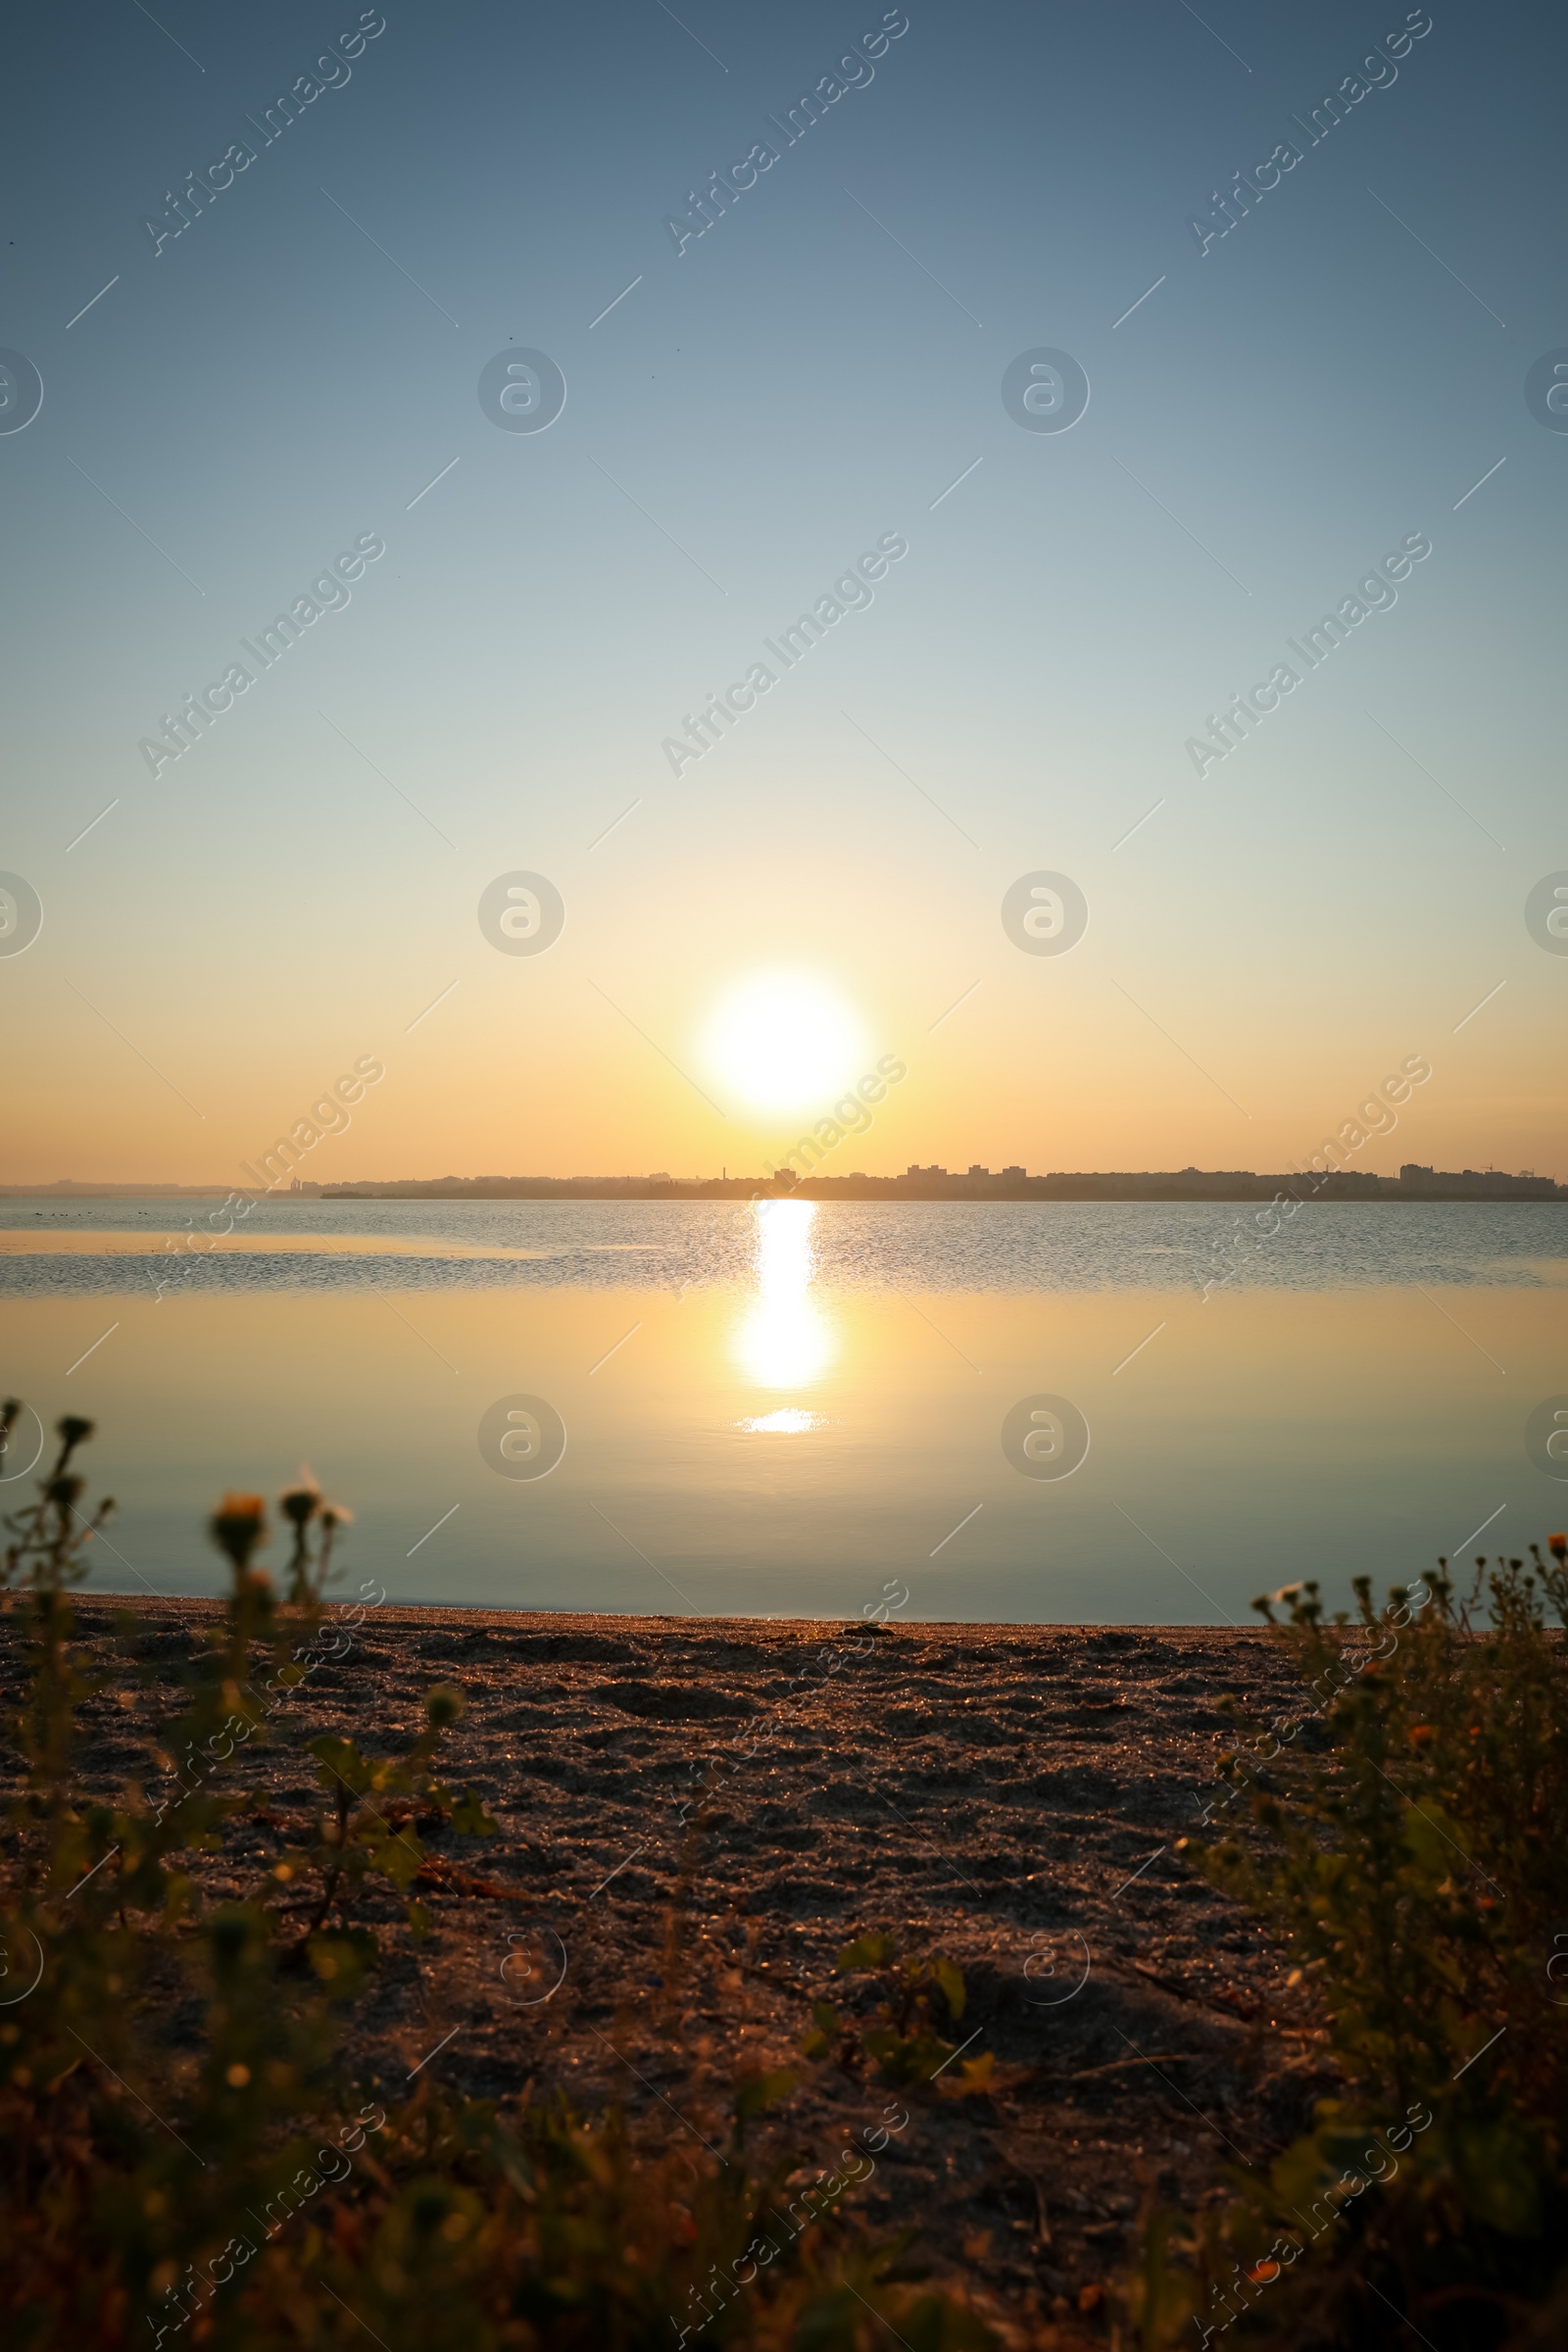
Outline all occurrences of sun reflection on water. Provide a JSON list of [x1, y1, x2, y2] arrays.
[[732, 1199, 837, 1391]]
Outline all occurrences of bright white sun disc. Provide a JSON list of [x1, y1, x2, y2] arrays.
[[701, 973, 866, 1114]]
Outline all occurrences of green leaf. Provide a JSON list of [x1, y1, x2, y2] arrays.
[[930, 1958, 965, 2022], [836, 1932, 898, 1972], [306, 1926, 376, 1995], [1400, 1800, 1467, 1880], [864, 2025, 957, 2085], [449, 1789, 500, 1838], [802, 2004, 842, 2061], [309, 1734, 373, 1794], [367, 1831, 423, 1891], [735, 2066, 796, 2122]]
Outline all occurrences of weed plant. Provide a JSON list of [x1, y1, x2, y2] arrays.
[[1129, 1544, 1568, 2350], [0, 1404, 995, 2352]]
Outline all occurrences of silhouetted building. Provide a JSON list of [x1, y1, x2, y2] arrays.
[[1398, 1162, 1556, 1198]]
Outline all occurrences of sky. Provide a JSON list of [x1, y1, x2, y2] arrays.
[[1, 0, 1564, 1187]]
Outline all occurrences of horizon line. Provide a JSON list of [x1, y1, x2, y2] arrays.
[[4, 1157, 1562, 1198]]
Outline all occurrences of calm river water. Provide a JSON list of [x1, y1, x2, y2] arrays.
[[2, 1198, 1564, 1623]]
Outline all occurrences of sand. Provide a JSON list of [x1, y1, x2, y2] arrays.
[[2, 1598, 1332, 2337]]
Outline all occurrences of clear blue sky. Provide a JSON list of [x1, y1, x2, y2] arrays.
[[2, 0, 1563, 1183]]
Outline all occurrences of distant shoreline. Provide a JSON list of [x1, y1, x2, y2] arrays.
[[3, 1176, 1562, 1206], [320, 1175, 1565, 1204]]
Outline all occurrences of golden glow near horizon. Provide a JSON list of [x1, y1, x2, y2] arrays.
[[700, 971, 867, 1115], [732, 1197, 837, 1390]]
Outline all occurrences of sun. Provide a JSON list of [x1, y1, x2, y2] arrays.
[[701, 972, 867, 1115]]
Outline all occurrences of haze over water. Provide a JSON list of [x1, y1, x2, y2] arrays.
[[4, 1197, 1561, 1623]]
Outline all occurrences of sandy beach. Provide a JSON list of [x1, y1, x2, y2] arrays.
[[3, 1597, 1332, 2335]]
